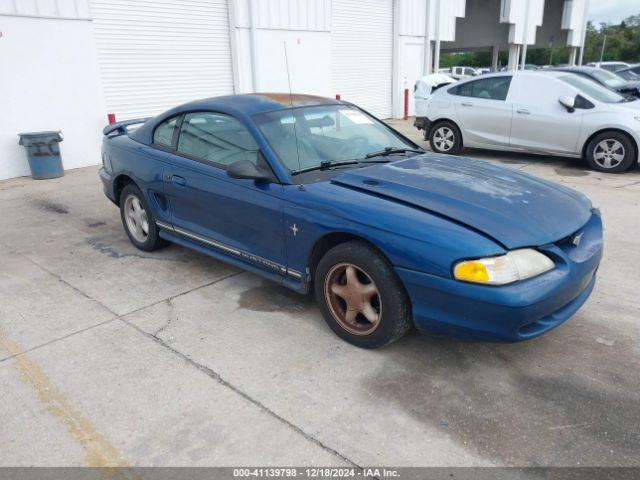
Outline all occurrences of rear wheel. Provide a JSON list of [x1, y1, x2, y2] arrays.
[[585, 131, 636, 173], [119, 184, 166, 251], [429, 121, 463, 155], [314, 241, 412, 349]]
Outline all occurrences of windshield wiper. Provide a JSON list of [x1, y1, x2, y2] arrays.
[[291, 160, 360, 176], [290, 157, 401, 176], [365, 147, 424, 159]]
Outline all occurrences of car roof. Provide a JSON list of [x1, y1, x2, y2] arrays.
[[130, 93, 342, 146], [455, 70, 564, 81], [179, 93, 341, 116]]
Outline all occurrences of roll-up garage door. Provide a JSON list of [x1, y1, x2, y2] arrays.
[[89, 0, 234, 120], [331, 0, 394, 118]]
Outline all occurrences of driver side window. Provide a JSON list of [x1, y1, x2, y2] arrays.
[[176, 112, 259, 168]]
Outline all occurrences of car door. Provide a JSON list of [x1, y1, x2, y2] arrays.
[[162, 111, 287, 274], [509, 75, 583, 154], [452, 76, 514, 147]]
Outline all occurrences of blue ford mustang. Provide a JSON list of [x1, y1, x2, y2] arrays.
[[99, 94, 603, 348]]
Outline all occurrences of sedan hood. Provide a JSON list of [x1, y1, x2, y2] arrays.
[[331, 155, 592, 249]]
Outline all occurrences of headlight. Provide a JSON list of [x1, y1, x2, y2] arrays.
[[454, 249, 555, 285]]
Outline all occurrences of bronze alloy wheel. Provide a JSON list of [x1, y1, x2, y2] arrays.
[[324, 262, 382, 336]]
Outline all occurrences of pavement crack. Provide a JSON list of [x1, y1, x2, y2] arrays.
[[120, 316, 363, 471], [0, 317, 119, 364], [152, 299, 177, 337]]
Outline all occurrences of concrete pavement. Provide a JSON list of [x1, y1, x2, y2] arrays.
[[1, 121, 639, 467]]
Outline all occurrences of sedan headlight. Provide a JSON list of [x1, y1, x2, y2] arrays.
[[454, 249, 555, 285]]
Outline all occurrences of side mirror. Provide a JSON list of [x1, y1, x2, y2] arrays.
[[227, 160, 271, 181], [227, 151, 277, 183], [559, 95, 576, 113]]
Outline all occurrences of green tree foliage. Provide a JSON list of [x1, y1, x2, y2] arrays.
[[583, 15, 640, 63], [440, 14, 639, 69]]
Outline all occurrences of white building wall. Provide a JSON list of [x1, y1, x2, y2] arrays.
[[394, 0, 467, 118], [231, 0, 331, 96], [0, 0, 91, 18], [0, 4, 106, 180]]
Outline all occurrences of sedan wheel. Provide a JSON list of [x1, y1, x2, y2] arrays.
[[324, 263, 382, 336], [429, 121, 462, 155], [585, 131, 636, 173], [119, 184, 166, 251], [433, 127, 455, 152], [593, 139, 625, 170], [124, 194, 149, 243]]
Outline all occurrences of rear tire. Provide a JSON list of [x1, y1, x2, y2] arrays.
[[585, 131, 636, 173], [119, 184, 166, 252], [314, 241, 412, 349], [429, 121, 463, 155]]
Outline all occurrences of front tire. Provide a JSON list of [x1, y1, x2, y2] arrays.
[[314, 241, 412, 349], [119, 184, 166, 251], [585, 131, 636, 173], [429, 121, 463, 155]]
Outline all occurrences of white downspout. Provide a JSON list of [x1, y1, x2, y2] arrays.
[[433, 0, 441, 73], [248, 0, 259, 92], [423, 0, 433, 75]]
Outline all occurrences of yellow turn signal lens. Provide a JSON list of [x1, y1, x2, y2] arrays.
[[454, 261, 490, 283]]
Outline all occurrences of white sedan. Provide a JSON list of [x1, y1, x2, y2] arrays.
[[418, 71, 640, 173]]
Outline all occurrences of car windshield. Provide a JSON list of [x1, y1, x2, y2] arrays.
[[558, 74, 627, 103], [617, 69, 639, 81], [253, 105, 417, 173], [589, 69, 626, 88]]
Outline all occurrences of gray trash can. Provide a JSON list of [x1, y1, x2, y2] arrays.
[[18, 131, 64, 180]]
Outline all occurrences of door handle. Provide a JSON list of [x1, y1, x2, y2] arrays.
[[516, 108, 530, 115], [170, 175, 186, 186], [461, 102, 473, 107]]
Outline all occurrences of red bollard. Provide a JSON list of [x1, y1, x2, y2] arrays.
[[107, 113, 116, 125], [403, 89, 409, 120]]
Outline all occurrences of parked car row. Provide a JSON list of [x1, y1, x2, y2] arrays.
[[415, 69, 640, 173]]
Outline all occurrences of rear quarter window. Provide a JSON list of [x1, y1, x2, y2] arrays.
[[153, 117, 179, 147]]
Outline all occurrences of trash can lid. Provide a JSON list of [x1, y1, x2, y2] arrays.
[[18, 131, 63, 145]]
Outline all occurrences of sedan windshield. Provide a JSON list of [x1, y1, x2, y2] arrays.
[[617, 69, 640, 81], [253, 105, 418, 173], [589, 69, 626, 88], [558, 74, 627, 103]]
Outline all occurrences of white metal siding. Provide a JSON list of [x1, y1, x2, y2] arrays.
[[0, 0, 91, 18], [331, 0, 393, 118], [89, 0, 234, 120], [234, 0, 331, 31]]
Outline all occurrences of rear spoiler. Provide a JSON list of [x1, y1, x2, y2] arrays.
[[103, 118, 150, 137]]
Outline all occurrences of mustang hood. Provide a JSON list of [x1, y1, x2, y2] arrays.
[[331, 155, 592, 249]]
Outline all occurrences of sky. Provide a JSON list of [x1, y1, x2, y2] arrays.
[[588, 0, 639, 25]]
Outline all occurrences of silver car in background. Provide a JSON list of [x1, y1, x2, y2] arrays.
[[419, 71, 640, 173]]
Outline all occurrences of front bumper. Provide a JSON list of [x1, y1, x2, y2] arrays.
[[396, 212, 603, 342]]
